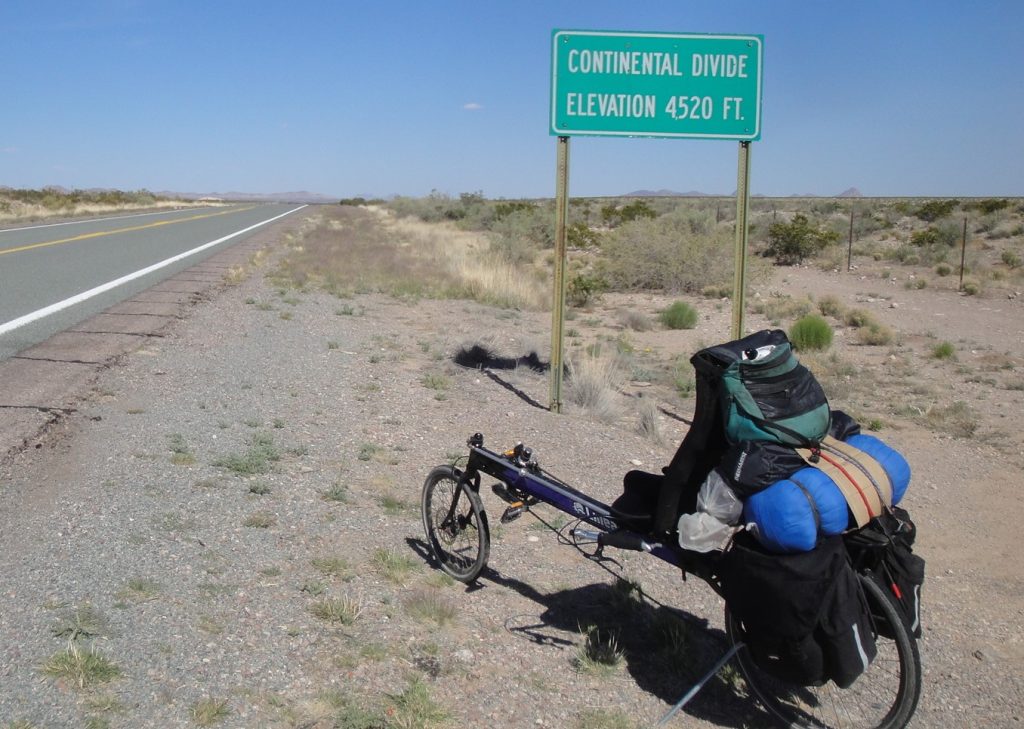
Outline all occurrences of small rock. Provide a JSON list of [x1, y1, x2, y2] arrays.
[[973, 649, 986, 661], [630, 459, 642, 466], [527, 535, 540, 543], [890, 302, 899, 309]]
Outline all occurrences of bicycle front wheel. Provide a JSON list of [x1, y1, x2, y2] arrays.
[[421, 466, 490, 583], [726, 572, 921, 729]]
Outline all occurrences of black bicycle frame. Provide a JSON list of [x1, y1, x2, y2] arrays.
[[457, 436, 683, 568]]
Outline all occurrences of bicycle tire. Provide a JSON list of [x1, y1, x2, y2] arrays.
[[725, 572, 921, 729], [421, 465, 490, 583]]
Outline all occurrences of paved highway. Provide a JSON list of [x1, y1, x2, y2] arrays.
[[0, 204, 305, 362]]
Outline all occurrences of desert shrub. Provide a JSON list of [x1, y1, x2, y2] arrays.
[[910, 225, 958, 249], [755, 295, 814, 324], [765, 214, 840, 264], [913, 199, 958, 222], [701, 284, 732, 299], [597, 216, 733, 292], [968, 198, 1010, 215], [935, 263, 953, 276], [489, 206, 554, 264], [856, 322, 894, 345], [662, 207, 716, 235], [659, 301, 698, 330], [566, 273, 607, 307], [493, 200, 535, 219], [338, 197, 367, 206], [568, 221, 601, 248], [1001, 250, 1022, 269], [817, 294, 845, 318], [601, 200, 657, 227], [619, 309, 653, 331], [931, 341, 956, 359], [905, 278, 927, 290], [961, 281, 980, 295], [789, 315, 833, 351], [924, 401, 978, 438], [910, 228, 939, 247], [844, 308, 875, 328]]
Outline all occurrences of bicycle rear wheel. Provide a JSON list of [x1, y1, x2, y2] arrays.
[[421, 466, 490, 583], [726, 572, 921, 729]]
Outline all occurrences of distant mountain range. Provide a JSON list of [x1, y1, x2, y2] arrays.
[[624, 187, 864, 198], [156, 190, 338, 204]]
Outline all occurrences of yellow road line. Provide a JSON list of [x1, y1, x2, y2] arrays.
[[0, 205, 256, 257]]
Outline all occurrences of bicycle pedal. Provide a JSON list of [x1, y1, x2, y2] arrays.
[[501, 502, 526, 523], [490, 482, 521, 505]]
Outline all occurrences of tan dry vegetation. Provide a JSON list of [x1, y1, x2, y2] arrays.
[[273, 206, 548, 310], [0, 195, 213, 225]]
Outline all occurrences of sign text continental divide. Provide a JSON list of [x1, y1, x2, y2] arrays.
[[550, 30, 763, 140]]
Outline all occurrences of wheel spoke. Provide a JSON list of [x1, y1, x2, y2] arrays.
[[421, 466, 490, 583]]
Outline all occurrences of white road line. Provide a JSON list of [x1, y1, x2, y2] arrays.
[[0, 206, 215, 234], [0, 205, 306, 336]]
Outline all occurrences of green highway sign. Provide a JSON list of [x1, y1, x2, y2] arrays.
[[550, 30, 763, 140]]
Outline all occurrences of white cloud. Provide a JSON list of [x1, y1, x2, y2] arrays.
[[462, 102, 483, 111], [0, 146, 18, 154]]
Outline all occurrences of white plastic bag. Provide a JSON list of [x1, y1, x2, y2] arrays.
[[678, 469, 744, 552], [677, 512, 739, 552], [696, 469, 743, 525]]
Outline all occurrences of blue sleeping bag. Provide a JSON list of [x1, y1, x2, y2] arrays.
[[744, 467, 850, 553], [845, 434, 911, 505], [744, 434, 912, 553]]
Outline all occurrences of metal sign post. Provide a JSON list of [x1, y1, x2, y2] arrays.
[[958, 217, 968, 291], [732, 141, 751, 339], [549, 136, 571, 412]]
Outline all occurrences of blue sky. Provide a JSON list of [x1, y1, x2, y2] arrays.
[[2, 1, 1022, 198]]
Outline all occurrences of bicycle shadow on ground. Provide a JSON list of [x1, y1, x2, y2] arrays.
[[405, 537, 768, 728], [484, 568, 770, 728]]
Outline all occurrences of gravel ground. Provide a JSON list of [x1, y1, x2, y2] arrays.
[[1, 220, 1021, 728]]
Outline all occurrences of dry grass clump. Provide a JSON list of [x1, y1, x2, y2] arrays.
[[844, 308, 876, 328], [635, 395, 663, 442], [402, 589, 458, 626], [855, 321, 895, 346], [310, 595, 364, 625], [924, 401, 979, 438], [273, 206, 546, 309], [573, 625, 623, 675], [191, 697, 232, 726], [618, 309, 653, 331], [41, 641, 121, 689], [817, 294, 845, 318], [752, 294, 815, 325], [567, 354, 624, 421]]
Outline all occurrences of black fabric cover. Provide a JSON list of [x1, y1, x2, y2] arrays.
[[828, 409, 862, 440], [718, 440, 807, 498]]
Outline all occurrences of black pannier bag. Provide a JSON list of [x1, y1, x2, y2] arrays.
[[848, 506, 925, 639], [720, 533, 877, 688]]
